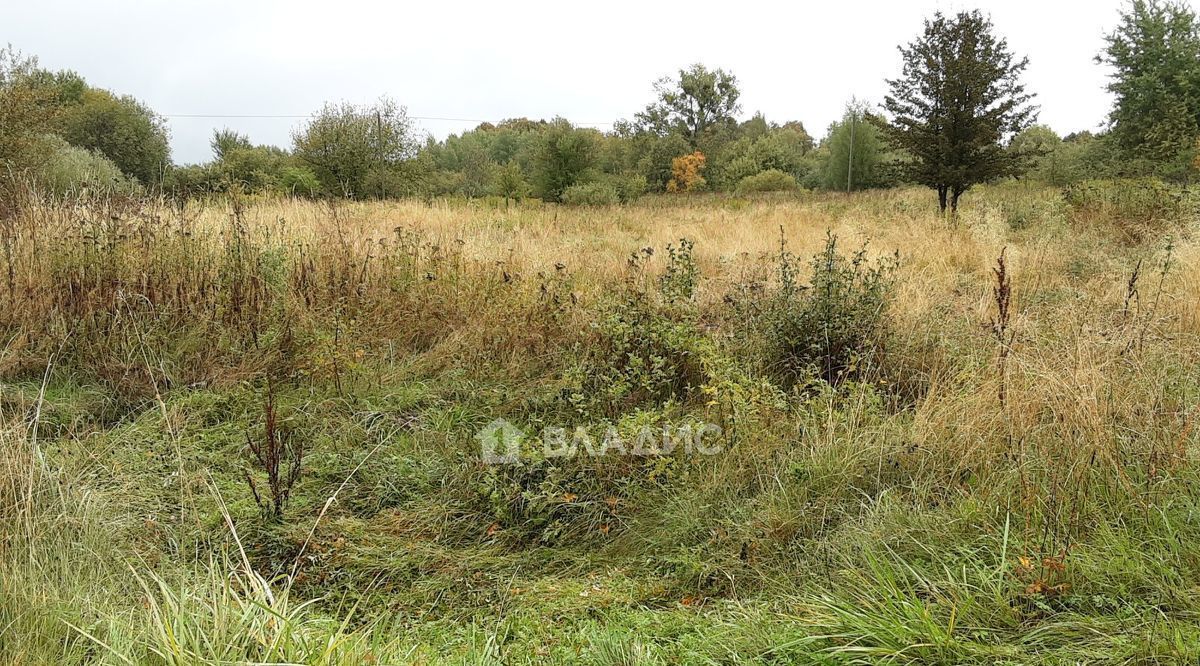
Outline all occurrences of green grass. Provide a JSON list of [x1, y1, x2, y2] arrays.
[[2, 185, 1199, 663]]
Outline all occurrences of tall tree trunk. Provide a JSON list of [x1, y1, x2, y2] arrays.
[[950, 187, 963, 216], [937, 186, 948, 213]]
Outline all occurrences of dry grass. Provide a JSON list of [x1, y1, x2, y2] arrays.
[[2, 183, 1199, 663]]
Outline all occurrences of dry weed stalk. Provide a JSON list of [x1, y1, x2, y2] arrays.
[[243, 384, 304, 520], [990, 247, 1015, 409]]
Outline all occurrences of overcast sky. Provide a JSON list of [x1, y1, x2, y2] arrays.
[[10, 0, 1142, 165]]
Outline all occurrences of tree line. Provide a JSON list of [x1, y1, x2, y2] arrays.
[[2, 0, 1198, 211]]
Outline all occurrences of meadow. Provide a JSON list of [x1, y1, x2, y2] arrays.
[[1, 184, 1199, 664]]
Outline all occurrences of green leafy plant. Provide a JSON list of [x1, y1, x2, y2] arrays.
[[735, 231, 898, 388], [566, 292, 710, 417], [1063, 178, 1184, 224], [659, 238, 699, 303]]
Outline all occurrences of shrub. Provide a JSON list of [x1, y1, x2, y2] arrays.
[[566, 292, 710, 417], [995, 193, 1066, 230], [606, 173, 647, 203], [278, 165, 320, 198], [59, 88, 171, 184], [734, 232, 897, 388], [565, 243, 709, 416], [735, 169, 797, 194], [214, 143, 291, 193], [1000, 199, 1039, 230], [531, 119, 599, 201], [36, 137, 138, 198], [712, 127, 813, 189], [292, 97, 418, 198], [635, 133, 692, 191], [561, 181, 619, 206], [165, 163, 218, 199], [659, 238, 699, 303], [797, 148, 828, 189], [492, 162, 530, 201]]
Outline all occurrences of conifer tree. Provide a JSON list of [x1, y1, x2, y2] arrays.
[[881, 11, 1038, 213]]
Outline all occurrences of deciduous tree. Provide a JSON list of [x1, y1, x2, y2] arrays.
[[60, 88, 170, 184], [636, 64, 741, 147], [0, 46, 60, 174], [667, 151, 706, 192], [1099, 0, 1200, 172], [293, 97, 418, 198], [530, 119, 598, 202], [823, 100, 887, 191]]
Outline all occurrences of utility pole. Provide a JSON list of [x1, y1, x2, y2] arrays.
[[846, 107, 856, 194], [376, 110, 385, 199]]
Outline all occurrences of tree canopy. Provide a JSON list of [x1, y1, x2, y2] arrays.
[[531, 119, 599, 202], [12, 4, 1200, 208], [635, 64, 741, 147], [1099, 0, 1200, 174], [59, 89, 171, 184], [823, 100, 888, 192], [292, 97, 418, 198], [880, 10, 1039, 213]]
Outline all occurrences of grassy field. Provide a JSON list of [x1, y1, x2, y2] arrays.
[[1, 184, 1198, 664]]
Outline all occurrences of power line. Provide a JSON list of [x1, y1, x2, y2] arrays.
[[166, 114, 308, 118], [163, 113, 613, 126]]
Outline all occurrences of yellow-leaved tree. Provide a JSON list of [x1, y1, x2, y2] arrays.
[[666, 151, 706, 192]]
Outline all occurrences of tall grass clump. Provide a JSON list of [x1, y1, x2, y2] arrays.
[[0, 414, 136, 663], [0, 415, 422, 664], [1062, 177, 1191, 241]]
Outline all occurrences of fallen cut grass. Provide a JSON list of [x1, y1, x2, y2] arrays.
[[1, 183, 1198, 664]]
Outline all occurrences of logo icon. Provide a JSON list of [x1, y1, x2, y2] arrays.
[[477, 418, 524, 465]]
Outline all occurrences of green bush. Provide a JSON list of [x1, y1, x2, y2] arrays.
[[278, 166, 320, 198], [566, 293, 710, 417], [988, 187, 1068, 231], [561, 181, 620, 206], [734, 232, 897, 388], [712, 126, 812, 189], [36, 137, 138, 198], [999, 198, 1042, 230], [491, 162, 530, 201], [59, 88, 170, 184], [735, 169, 797, 194], [165, 163, 218, 199], [605, 173, 647, 203], [292, 97, 419, 199], [214, 144, 291, 193], [797, 148, 828, 189], [562, 243, 710, 416], [531, 119, 599, 201]]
